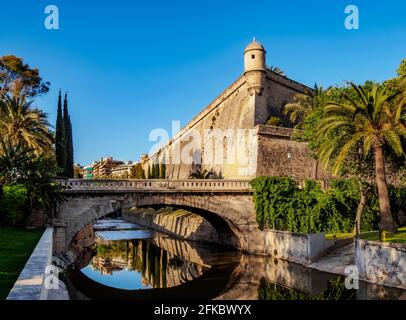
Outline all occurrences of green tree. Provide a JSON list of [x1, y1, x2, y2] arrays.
[[151, 164, 155, 179], [0, 184, 28, 226], [63, 93, 74, 178], [130, 163, 145, 179], [267, 65, 286, 76], [159, 163, 166, 179], [55, 90, 66, 176], [396, 59, 406, 78], [0, 138, 33, 185], [398, 59, 406, 110], [20, 155, 65, 222], [0, 55, 50, 98], [265, 116, 283, 126], [0, 138, 64, 224], [152, 163, 159, 179], [156, 164, 160, 179], [316, 82, 406, 232], [0, 95, 53, 157], [283, 84, 329, 128]]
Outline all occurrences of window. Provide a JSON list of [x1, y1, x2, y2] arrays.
[[251, 54, 255, 59]]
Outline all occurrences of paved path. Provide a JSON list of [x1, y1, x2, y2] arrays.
[[308, 243, 354, 276]]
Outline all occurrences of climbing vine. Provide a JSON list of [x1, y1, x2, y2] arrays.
[[250, 176, 383, 233]]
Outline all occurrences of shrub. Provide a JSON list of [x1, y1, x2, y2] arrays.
[[250, 177, 380, 234], [0, 184, 29, 227]]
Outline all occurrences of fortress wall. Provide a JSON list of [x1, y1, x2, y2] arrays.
[[142, 63, 317, 181], [143, 76, 259, 179], [256, 125, 330, 184], [256, 72, 312, 126]]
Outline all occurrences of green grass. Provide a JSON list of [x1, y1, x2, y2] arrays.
[[0, 228, 44, 300], [325, 232, 355, 241], [360, 227, 406, 244], [326, 227, 406, 244]]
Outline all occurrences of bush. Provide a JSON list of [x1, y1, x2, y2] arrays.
[[0, 185, 29, 227], [250, 177, 380, 234]]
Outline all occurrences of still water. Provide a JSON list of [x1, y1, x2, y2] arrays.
[[67, 218, 406, 300]]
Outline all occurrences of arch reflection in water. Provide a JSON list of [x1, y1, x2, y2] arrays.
[[68, 219, 243, 300], [67, 218, 406, 300]]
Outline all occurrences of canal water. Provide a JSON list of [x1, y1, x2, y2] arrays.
[[67, 218, 406, 300]]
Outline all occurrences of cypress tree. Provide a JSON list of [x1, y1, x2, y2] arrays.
[[156, 163, 160, 179], [67, 114, 74, 177], [159, 163, 166, 179], [55, 90, 66, 176], [63, 93, 74, 178], [152, 164, 156, 179], [148, 166, 151, 179]]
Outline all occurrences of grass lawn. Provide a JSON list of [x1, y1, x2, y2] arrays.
[[326, 227, 406, 244], [325, 232, 355, 241], [360, 226, 406, 244], [0, 228, 44, 300]]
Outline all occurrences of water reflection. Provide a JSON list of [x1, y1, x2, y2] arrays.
[[67, 218, 406, 300]]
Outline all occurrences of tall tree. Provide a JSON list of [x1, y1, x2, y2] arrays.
[[130, 163, 145, 179], [151, 164, 157, 179], [0, 55, 50, 98], [316, 82, 406, 233], [63, 93, 74, 178], [159, 163, 166, 179], [55, 90, 65, 176]]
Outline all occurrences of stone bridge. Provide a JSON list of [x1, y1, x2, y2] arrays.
[[54, 179, 267, 255]]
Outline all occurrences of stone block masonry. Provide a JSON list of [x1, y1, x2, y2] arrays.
[[123, 207, 222, 245], [141, 40, 330, 183], [355, 238, 406, 290]]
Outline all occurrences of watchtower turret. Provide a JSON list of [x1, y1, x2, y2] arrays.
[[244, 38, 266, 95]]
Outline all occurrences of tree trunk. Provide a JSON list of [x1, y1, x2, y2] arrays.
[[354, 190, 366, 237], [374, 145, 395, 233]]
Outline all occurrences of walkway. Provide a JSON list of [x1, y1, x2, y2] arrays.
[[308, 243, 355, 276]]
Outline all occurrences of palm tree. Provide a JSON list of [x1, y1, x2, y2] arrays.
[[283, 84, 328, 128], [400, 74, 406, 108], [265, 116, 283, 126], [267, 66, 286, 76], [316, 82, 406, 233], [0, 95, 53, 157], [0, 137, 33, 184]]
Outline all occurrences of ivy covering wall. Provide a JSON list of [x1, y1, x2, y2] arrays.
[[250, 177, 384, 234]]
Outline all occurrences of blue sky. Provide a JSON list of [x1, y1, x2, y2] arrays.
[[1, 0, 405, 165]]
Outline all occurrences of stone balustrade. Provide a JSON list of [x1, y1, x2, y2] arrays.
[[55, 179, 253, 193]]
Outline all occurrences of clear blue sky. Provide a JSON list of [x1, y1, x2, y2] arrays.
[[1, 0, 405, 165]]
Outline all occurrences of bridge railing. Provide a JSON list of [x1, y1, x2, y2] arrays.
[[55, 179, 253, 192]]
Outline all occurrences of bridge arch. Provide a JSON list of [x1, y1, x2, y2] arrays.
[[59, 192, 254, 254], [55, 179, 257, 255]]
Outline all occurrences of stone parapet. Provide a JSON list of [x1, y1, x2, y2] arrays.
[[355, 238, 406, 290], [259, 229, 334, 265], [7, 228, 54, 300]]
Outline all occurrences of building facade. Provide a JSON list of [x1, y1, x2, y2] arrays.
[[90, 157, 125, 178], [110, 161, 134, 178]]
